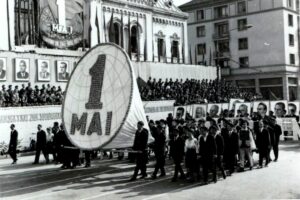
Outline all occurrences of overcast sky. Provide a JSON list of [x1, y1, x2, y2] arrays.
[[173, 0, 192, 6]]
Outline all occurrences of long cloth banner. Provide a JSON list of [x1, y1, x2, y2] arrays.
[[0, 105, 62, 148]]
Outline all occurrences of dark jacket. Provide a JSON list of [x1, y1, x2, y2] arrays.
[[199, 134, 216, 158], [169, 135, 185, 161], [215, 134, 224, 156], [133, 128, 149, 152], [151, 126, 166, 153], [256, 128, 271, 152], [9, 130, 18, 150], [36, 130, 47, 149], [267, 126, 275, 146]]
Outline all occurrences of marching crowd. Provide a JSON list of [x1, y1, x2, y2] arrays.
[[130, 111, 282, 183], [0, 83, 64, 107], [7, 107, 283, 184], [140, 77, 261, 105]]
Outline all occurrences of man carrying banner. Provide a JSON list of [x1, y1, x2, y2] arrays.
[[130, 121, 149, 181]]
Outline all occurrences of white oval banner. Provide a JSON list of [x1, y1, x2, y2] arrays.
[[63, 44, 133, 149]]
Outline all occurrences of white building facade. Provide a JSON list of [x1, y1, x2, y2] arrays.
[[180, 0, 300, 101], [0, 0, 220, 89]]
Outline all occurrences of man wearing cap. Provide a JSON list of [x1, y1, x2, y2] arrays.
[[130, 121, 149, 181]]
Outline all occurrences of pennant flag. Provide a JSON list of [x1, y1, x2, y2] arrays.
[[152, 40, 155, 62], [109, 10, 115, 43], [194, 45, 197, 65], [209, 47, 212, 66], [189, 45, 192, 64], [171, 43, 174, 63], [182, 42, 185, 64]]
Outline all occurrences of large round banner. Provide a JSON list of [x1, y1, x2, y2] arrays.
[[63, 43, 149, 150]]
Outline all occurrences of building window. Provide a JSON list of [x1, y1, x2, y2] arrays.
[[238, 18, 247, 31], [288, 0, 293, 8], [157, 38, 165, 62], [214, 6, 228, 19], [215, 23, 229, 37], [238, 38, 248, 50], [297, 0, 300, 9], [217, 40, 230, 52], [196, 26, 205, 37], [237, 1, 246, 14], [288, 14, 293, 26], [289, 34, 295, 46], [171, 41, 179, 59], [130, 26, 138, 54], [197, 43, 206, 55], [290, 54, 295, 64], [239, 57, 249, 68], [14, 0, 39, 46], [196, 10, 205, 21]]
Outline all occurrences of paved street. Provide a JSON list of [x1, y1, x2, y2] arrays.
[[0, 142, 300, 200]]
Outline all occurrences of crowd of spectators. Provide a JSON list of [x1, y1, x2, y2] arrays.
[[0, 83, 64, 107], [140, 77, 262, 105]]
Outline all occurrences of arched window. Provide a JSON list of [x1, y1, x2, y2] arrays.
[[171, 41, 179, 58], [130, 26, 138, 53], [110, 22, 121, 45]]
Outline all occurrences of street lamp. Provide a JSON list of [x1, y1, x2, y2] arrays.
[[216, 24, 254, 99]]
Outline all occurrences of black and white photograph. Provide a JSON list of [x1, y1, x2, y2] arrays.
[[0, 57, 7, 81], [270, 100, 288, 118], [15, 58, 30, 81], [207, 103, 221, 118], [56, 61, 70, 82], [37, 59, 51, 81], [0, 0, 300, 199], [192, 104, 207, 119], [234, 102, 251, 117], [253, 101, 270, 117]]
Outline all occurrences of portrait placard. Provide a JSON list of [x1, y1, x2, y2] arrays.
[[253, 101, 270, 117], [174, 106, 187, 120], [234, 102, 251, 117], [37, 59, 51, 81], [270, 101, 288, 118], [229, 98, 244, 111], [15, 58, 30, 81], [287, 101, 300, 116], [0, 58, 7, 81], [192, 104, 207, 120], [207, 104, 222, 118], [57, 61, 70, 82]]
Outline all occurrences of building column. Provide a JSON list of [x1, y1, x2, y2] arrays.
[[0, 0, 14, 50], [183, 21, 188, 64], [282, 75, 289, 100], [145, 13, 152, 62], [89, 0, 99, 47]]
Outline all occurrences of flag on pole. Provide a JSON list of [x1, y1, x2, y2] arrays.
[[121, 11, 124, 48], [128, 14, 132, 59], [108, 10, 115, 43], [95, 8, 100, 44], [194, 45, 198, 65], [189, 45, 192, 64], [209, 47, 212, 66], [137, 14, 140, 61], [103, 12, 107, 43]]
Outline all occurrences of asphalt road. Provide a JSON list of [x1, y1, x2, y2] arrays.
[[0, 142, 300, 200]]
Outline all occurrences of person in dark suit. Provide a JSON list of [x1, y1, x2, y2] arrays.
[[0, 59, 6, 79], [222, 123, 239, 175], [199, 126, 217, 183], [8, 124, 18, 164], [256, 120, 271, 168], [269, 118, 282, 161], [58, 62, 69, 81], [210, 125, 226, 180], [130, 121, 149, 181], [16, 60, 29, 79], [33, 124, 49, 164], [149, 121, 166, 179], [169, 127, 185, 182]]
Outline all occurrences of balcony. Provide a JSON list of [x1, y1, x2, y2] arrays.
[[212, 32, 230, 40], [213, 51, 231, 59]]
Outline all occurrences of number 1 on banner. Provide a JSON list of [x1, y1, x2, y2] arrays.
[[85, 55, 106, 109]]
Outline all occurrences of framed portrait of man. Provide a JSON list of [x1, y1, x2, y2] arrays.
[[57, 61, 70, 82], [207, 104, 221, 118], [287, 101, 300, 117], [15, 58, 30, 81], [37, 59, 51, 81], [0, 58, 7, 81], [192, 104, 207, 120], [253, 101, 270, 117], [270, 100, 288, 118], [174, 106, 186, 120], [229, 98, 244, 111], [235, 102, 251, 117]]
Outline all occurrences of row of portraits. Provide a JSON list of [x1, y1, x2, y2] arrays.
[[174, 100, 300, 120], [0, 58, 71, 82]]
